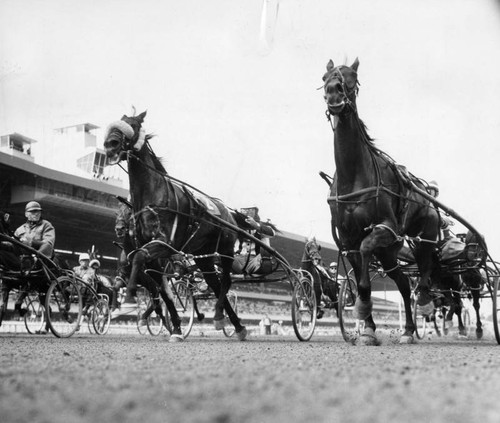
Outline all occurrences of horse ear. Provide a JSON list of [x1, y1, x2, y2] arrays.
[[326, 59, 335, 72], [121, 114, 128, 120], [351, 57, 359, 72], [137, 111, 147, 123]]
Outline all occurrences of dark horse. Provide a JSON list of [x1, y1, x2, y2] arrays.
[[300, 238, 338, 319], [436, 230, 486, 338], [111, 201, 183, 335], [103, 111, 247, 340], [322, 59, 440, 344]]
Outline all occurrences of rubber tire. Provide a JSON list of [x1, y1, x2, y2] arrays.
[[338, 277, 361, 343], [24, 296, 45, 334], [291, 275, 317, 342], [165, 280, 195, 338], [92, 298, 111, 335], [412, 298, 428, 340], [45, 276, 82, 338]]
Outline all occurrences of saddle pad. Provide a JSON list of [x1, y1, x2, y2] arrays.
[[190, 190, 221, 216], [440, 237, 466, 261]]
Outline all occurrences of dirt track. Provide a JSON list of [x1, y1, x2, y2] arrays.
[[1, 329, 500, 423]]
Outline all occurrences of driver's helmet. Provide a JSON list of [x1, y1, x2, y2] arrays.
[[25, 201, 42, 212], [79, 253, 90, 262], [329, 262, 338, 270]]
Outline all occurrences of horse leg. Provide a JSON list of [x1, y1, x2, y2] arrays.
[[125, 250, 148, 303], [138, 277, 159, 322], [413, 241, 438, 311], [313, 270, 324, 319], [193, 298, 205, 321], [14, 290, 28, 316], [158, 276, 184, 339], [355, 226, 403, 345], [455, 300, 467, 337], [471, 290, 483, 339], [111, 276, 126, 311], [0, 284, 10, 326], [197, 257, 246, 338], [444, 293, 455, 331], [384, 265, 416, 343], [220, 256, 247, 340]]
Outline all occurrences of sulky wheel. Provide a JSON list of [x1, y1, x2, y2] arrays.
[[412, 297, 428, 340], [45, 276, 82, 338], [92, 298, 111, 335], [291, 274, 317, 342], [222, 290, 238, 338], [24, 296, 45, 334], [338, 276, 363, 343], [165, 280, 195, 338], [136, 294, 150, 336], [492, 267, 500, 344], [87, 306, 96, 334]]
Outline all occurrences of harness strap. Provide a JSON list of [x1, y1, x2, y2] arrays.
[[383, 263, 400, 273], [170, 215, 178, 244]]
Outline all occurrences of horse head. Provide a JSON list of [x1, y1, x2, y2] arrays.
[[104, 111, 148, 165], [464, 230, 487, 264], [135, 206, 163, 244], [0, 211, 11, 235], [115, 203, 133, 240], [322, 58, 360, 116], [302, 237, 322, 266]]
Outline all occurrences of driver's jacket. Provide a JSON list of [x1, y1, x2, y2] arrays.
[[14, 219, 55, 258]]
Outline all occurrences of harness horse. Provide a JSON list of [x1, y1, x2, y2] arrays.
[[103, 111, 248, 340], [322, 59, 440, 345], [300, 238, 338, 319], [112, 200, 183, 336]]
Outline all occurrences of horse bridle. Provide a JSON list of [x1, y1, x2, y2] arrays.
[[322, 66, 359, 120]]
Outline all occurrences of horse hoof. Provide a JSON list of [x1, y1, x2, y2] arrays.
[[214, 318, 225, 331], [197, 313, 205, 322], [357, 328, 378, 346], [236, 327, 248, 341], [476, 329, 483, 340], [353, 299, 372, 320], [169, 334, 184, 343], [399, 335, 415, 344]]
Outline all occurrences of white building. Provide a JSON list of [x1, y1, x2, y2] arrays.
[[2, 123, 127, 189]]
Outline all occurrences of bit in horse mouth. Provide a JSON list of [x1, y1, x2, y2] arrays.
[[107, 155, 120, 165], [328, 101, 345, 114]]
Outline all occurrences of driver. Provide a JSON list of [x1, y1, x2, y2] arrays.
[[73, 253, 94, 281], [233, 207, 277, 275], [14, 201, 55, 259], [12, 201, 56, 316]]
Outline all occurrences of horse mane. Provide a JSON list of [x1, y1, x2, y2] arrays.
[[144, 136, 168, 175]]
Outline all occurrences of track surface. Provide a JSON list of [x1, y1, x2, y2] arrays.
[[1, 330, 499, 423]]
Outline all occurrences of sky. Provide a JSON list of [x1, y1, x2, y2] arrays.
[[2, 0, 500, 257]]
